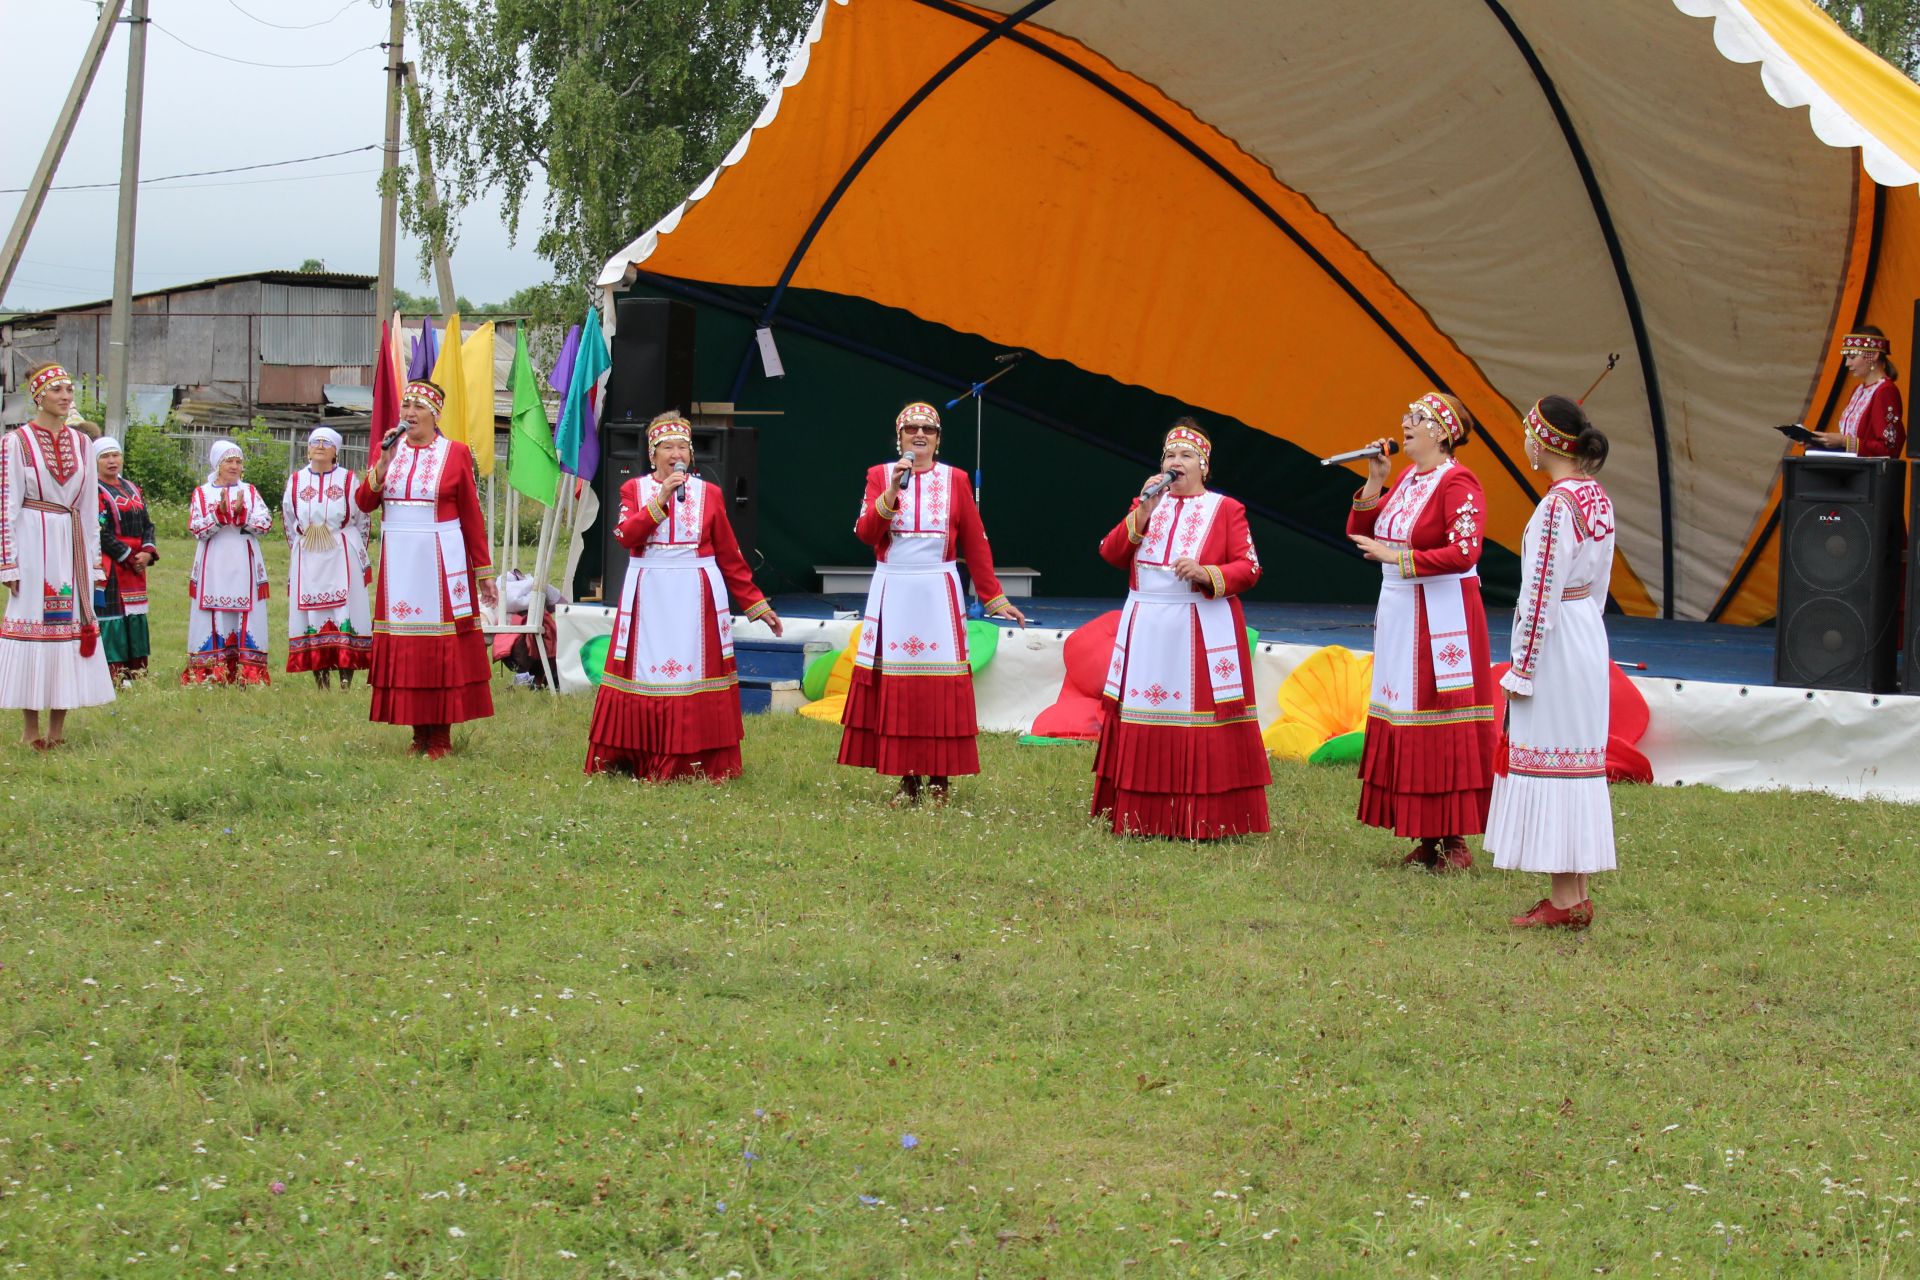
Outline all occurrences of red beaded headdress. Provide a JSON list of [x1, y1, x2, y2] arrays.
[[1163, 424, 1212, 460], [1411, 392, 1469, 445], [647, 411, 693, 454], [28, 364, 73, 402], [1841, 331, 1891, 357], [402, 380, 444, 416], [895, 402, 941, 431], [1524, 400, 1579, 458]]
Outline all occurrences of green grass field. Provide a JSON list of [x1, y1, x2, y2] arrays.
[[1, 517, 1915, 1277]]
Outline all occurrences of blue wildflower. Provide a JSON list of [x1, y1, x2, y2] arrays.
[[715, 1201, 727, 1213], [743, 1150, 757, 1162], [900, 1134, 919, 1150], [859, 1194, 881, 1207]]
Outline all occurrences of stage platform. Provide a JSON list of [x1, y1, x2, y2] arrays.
[[551, 595, 1920, 805], [769, 594, 1788, 687]]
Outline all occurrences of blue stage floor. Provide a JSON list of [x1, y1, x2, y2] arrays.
[[768, 593, 1783, 687]]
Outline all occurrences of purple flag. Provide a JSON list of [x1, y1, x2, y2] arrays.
[[407, 320, 439, 381], [547, 324, 581, 402]]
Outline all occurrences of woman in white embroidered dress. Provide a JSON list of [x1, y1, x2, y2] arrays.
[[0, 362, 114, 746], [182, 440, 274, 685], [1487, 396, 1617, 929], [283, 425, 373, 688], [1347, 392, 1497, 869], [838, 400, 1026, 806], [354, 379, 496, 759], [585, 411, 784, 780]]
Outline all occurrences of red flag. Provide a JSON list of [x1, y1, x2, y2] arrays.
[[368, 311, 402, 472]]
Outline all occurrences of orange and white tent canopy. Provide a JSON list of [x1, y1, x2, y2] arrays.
[[599, 0, 1920, 621]]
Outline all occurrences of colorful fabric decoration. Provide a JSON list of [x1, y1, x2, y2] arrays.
[[1842, 331, 1891, 356], [28, 364, 73, 402], [402, 379, 444, 416], [1261, 644, 1373, 761]]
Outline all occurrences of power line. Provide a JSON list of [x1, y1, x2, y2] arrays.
[[150, 21, 379, 69], [132, 167, 382, 192], [225, 0, 361, 30], [0, 145, 379, 193]]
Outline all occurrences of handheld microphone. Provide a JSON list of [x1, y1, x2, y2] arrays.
[[380, 424, 406, 453], [1141, 470, 1176, 500], [672, 460, 689, 502], [896, 453, 914, 490], [1319, 440, 1401, 467]]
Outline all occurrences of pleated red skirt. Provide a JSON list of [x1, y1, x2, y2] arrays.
[[1355, 584, 1497, 838], [367, 625, 493, 726], [837, 665, 980, 777], [1090, 701, 1272, 840], [585, 590, 747, 781]]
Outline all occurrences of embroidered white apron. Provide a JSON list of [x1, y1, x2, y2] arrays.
[[194, 485, 266, 612], [1369, 461, 1479, 714], [856, 463, 968, 676], [378, 439, 471, 635], [1102, 491, 1245, 724], [287, 467, 360, 611], [607, 476, 732, 694]]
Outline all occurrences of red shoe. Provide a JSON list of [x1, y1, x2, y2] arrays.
[[408, 726, 430, 756], [1509, 898, 1592, 930], [1437, 836, 1473, 871], [423, 725, 453, 760], [1401, 838, 1439, 867]]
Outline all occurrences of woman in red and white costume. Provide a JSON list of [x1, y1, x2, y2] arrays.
[[0, 362, 114, 747], [838, 400, 1026, 806], [182, 440, 274, 686], [1092, 419, 1270, 839], [283, 426, 373, 688], [1488, 396, 1617, 929], [355, 379, 496, 758], [586, 411, 783, 780], [1810, 325, 1905, 457], [1347, 392, 1497, 869]]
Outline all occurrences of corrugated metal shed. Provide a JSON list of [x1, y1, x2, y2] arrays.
[[260, 283, 374, 365]]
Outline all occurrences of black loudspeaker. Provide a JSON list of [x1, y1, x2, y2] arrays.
[[574, 296, 697, 599], [1775, 456, 1906, 692], [1903, 471, 1920, 691], [592, 412, 761, 604], [602, 296, 695, 424]]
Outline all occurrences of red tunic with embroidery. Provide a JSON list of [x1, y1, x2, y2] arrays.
[[838, 461, 1009, 778], [1090, 491, 1271, 839], [1347, 462, 1497, 838], [1835, 378, 1905, 458], [584, 474, 774, 781], [353, 437, 494, 727]]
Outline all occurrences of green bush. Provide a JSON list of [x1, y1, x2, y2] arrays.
[[119, 422, 197, 506]]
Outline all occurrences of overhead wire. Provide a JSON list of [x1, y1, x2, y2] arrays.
[[0, 145, 380, 193], [150, 21, 379, 69], [224, 0, 362, 30]]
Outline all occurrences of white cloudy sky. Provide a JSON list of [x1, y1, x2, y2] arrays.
[[2, 0, 549, 313]]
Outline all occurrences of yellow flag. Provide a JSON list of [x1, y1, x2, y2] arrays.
[[428, 313, 467, 452], [460, 321, 497, 477]]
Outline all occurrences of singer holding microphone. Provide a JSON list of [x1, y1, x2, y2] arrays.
[[585, 411, 783, 781], [1091, 419, 1270, 839], [838, 400, 1027, 807], [1345, 393, 1496, 869], [355, 378, 496, 759]]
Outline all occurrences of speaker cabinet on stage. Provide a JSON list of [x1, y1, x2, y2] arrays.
[[1775, 456, 1906, 693], [602, 296, 695, 425], [1904, 469, 1920, 692], [589, 405, 762, 604]]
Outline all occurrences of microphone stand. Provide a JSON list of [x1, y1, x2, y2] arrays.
[[945, 357, 1023, 506]]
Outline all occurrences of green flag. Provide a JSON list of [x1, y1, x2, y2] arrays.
[[507, 325, 561, 505]]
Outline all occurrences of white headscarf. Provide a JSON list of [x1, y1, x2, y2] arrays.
[[205, 439, 242, 485], [94, 436, 123, 456], [308, 426, 343, 451]]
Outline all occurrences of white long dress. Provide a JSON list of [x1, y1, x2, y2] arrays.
[[282, 464, 373, 673], [1486, 476, 1618, 874], [183, 480, 274, 685], [0, 423, 115, 709]]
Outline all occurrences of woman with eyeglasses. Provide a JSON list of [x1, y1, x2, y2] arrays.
[[1346, 393, 1497, 871]]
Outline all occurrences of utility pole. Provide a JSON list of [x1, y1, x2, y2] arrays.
[[403, 63, 457, 316], [375, 0, 406, 328], [0, 0, 130, 305], [105, 0, 149, 436]]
